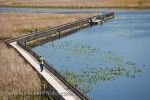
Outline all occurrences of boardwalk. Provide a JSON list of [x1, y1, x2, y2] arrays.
[[10, 42, 81, 100], [5, 13, 114, 100]]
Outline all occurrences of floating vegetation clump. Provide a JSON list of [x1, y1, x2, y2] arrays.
[[46, 40, 144, 94], [72, 44, 99, 56], [63, 64, 143, 94], [48, 41, 99, 56]]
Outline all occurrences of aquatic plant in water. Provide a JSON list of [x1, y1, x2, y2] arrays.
[[47, 41, 144, 94], [63, 64, 143, 94], [48, 41, 99, 55]]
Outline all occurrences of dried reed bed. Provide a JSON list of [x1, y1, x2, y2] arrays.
[[0, 13, 93, 38], [0, 43, 41, 91], [0, 0, 150, 8], [0, 13, 93, 91]]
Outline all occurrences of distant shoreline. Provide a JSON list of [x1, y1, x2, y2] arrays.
[[0, 5, 150, 10]]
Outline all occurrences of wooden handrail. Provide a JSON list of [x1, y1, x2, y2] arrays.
[[17, 41, 89, 100], [5, 12, 114, 100]]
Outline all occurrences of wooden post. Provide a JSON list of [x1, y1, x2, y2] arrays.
[[58, 30, 61, 39], [58, 27, 61, 39], [112, 12, 115, 18]]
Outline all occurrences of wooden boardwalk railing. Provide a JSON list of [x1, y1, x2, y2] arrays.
[[4, 16, 93, 45], [17, 41, 89, 100], [5, 12, 114, 100], [5, 12, 114, 45]]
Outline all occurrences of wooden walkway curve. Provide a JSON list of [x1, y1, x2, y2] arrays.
[[10, 42, 81, 100], [5, 13, 114, 100]]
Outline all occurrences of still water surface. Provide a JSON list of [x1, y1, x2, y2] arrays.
[[33, 10, 150, 100]]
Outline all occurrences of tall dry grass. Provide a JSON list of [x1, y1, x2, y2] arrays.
[[0, 0, 150, 8], [0, 43, 41, 91], [0, 13, 93, 38], [0, 13, 93, 92]]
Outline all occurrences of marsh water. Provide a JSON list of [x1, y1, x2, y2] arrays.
[[32, 10, 150, 100]]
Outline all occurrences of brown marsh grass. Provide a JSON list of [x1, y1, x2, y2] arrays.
[[0, 13, 93, 91], [0, 0, 150, 8], [0, 13, 93, 38]]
